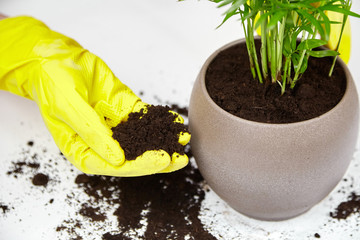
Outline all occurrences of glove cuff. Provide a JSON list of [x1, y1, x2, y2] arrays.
[[0, 16, 83, 99]]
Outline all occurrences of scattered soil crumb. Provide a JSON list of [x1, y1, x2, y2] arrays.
[[32, 173, 49, 186], [330, 192, 360, 220]]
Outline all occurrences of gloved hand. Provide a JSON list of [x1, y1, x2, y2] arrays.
[[0, 16, 190, 177]]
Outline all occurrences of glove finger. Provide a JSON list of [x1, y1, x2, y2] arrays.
[[38, 94, 123, 166], [171, 111, 191, 146], [171, 110, 184, 124], [131, 101, 149, 114], [77, 52, 140, 127], [82, 149, 171, 177], [99, 100, 148, 125], [110, 150, 171, 177], [158, 153, 189, 173], [59, 102, 125, 166], [178, 132, 191, 146], [36, 59, 126, 166], [43, 117, 171, 177], [41, 116, 117, 172], [70, 133, 171, 177]]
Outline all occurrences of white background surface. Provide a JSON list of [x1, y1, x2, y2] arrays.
[[1, 0, 360, 239]]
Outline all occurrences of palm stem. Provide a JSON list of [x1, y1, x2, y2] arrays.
[[329, 0, 351, 76], [270, 27, 277, 83], [291, 31, 307, 89], [248, 18, 263, 83], [276, 15, 287, 81], [241, 12, 257, 79], [260, 10, 269, 81]]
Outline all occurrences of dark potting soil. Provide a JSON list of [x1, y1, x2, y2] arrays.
[[112, 105, 189, 160], [169, 103, 189, 117], [314, 233, 321, 238], [32, 173, 49, 186], [74, 157, 216, 240], [7, 160, 40, 176], [79, 203, 106, 222], [206, 40, 346, 123], [4, 106, 360, 239], [0, 203, 10, 214], [56, 105, 215, 239], [330, 192, 360, 220]]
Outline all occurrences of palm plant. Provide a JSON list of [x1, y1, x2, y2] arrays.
[[211, 0, 360, 94]]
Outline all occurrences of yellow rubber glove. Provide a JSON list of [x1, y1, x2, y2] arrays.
[[325, 10, 351, 64], [0, 16, 190, 177]]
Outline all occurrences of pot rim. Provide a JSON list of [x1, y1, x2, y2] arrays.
[[197, 38, 355, 128]]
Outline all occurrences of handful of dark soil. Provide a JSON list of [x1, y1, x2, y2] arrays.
[[112, 105, 189, 160]]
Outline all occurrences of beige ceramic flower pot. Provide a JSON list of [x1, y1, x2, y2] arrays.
[[188, 39, 359, 221]]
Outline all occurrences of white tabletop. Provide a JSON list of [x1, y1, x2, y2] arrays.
[[1, 1, 360, 239]]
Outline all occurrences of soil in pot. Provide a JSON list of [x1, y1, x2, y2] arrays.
[[112, 105, 189, 160], [206, 40, 346, 123]]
